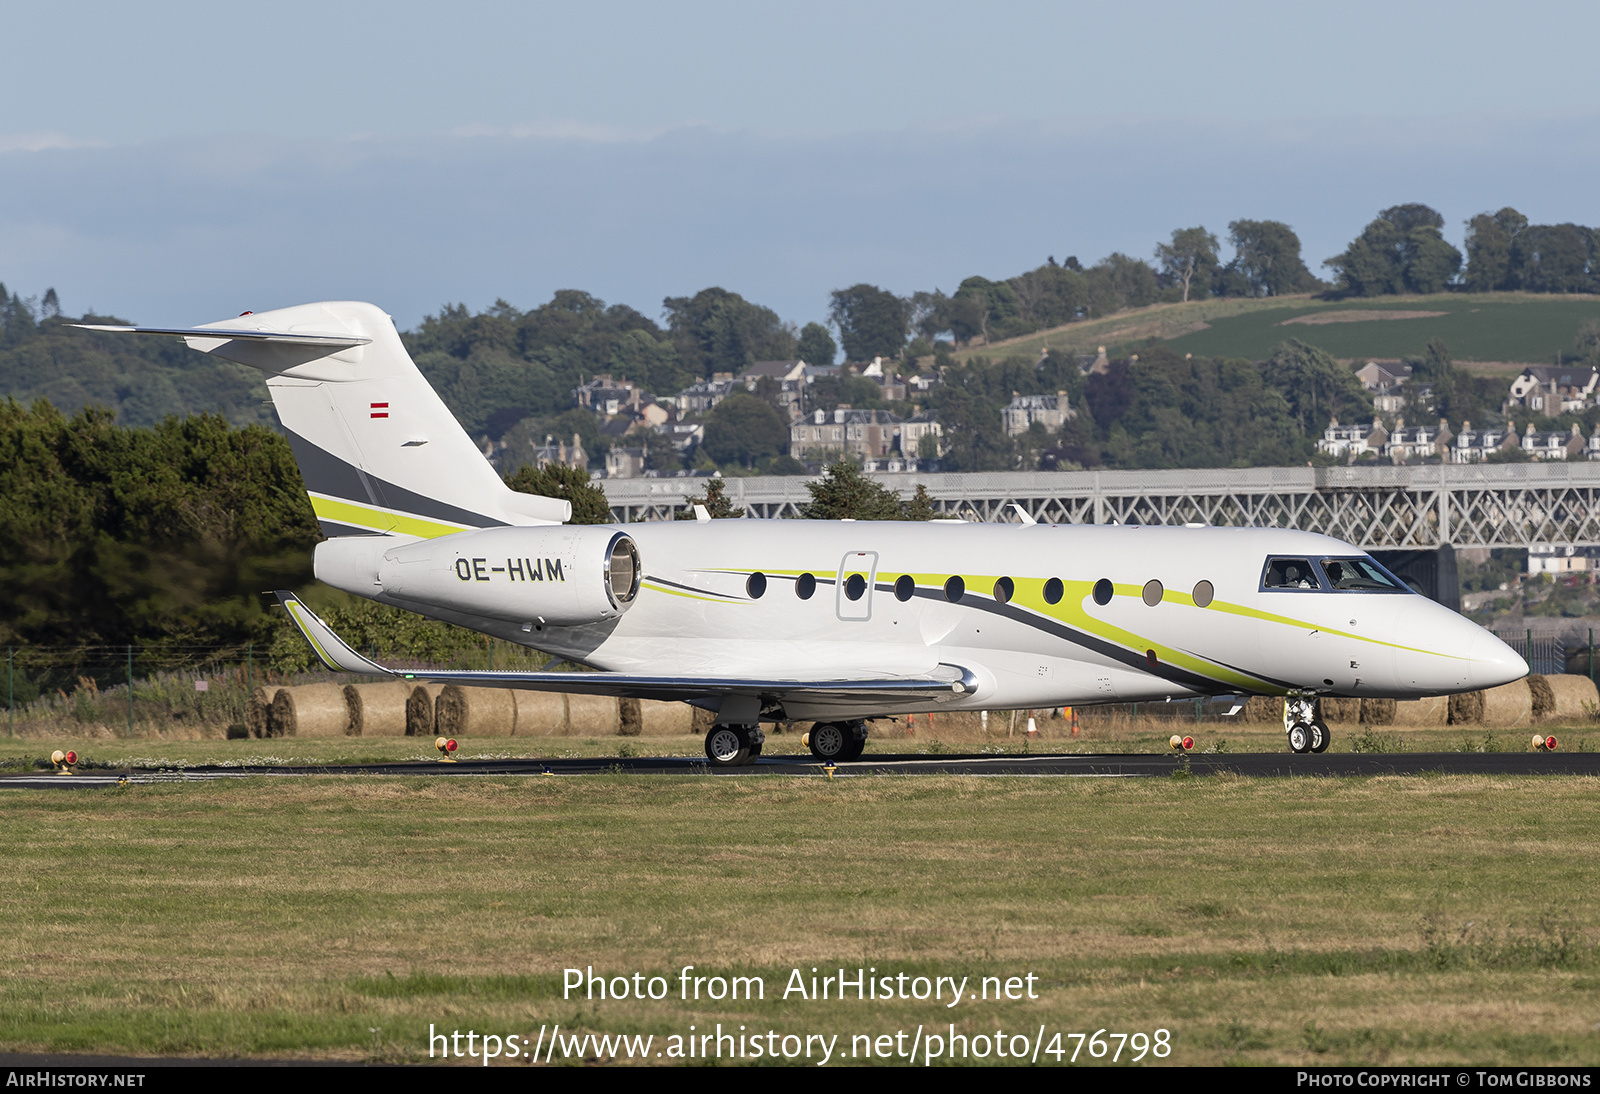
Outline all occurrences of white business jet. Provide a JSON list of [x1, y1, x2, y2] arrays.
[[83, 302, 1528, 765]]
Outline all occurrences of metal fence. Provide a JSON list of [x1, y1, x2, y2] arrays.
[[1494, 631, 1567, 676]]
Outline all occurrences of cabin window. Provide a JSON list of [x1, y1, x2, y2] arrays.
[[796, 572, 816, 599], [894, 575, 915, 602], [746, 572, 767, 599], [1142, 579, 1164, 606], [944, 575, 965, 602], [1092, 578, 1113, 605], [1043, 577, 1064, 604], [844, 573, 867, 600], [1192, 580, 1214, 607], [1261, 557, 1323, 591], [1319, 557, 1408, 592], [993, 576, 1014, 604]]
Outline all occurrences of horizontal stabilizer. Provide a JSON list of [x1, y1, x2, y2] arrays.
[[275, 591, 976, 705], [74, 324, 372, 349]]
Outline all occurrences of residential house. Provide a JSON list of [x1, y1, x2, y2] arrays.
[[1506, 366, 1599, 416], [1522, 422, 1587, 461], [675, 377, 737, 415], [897, 412, 944, 460], [1001, 392, 1074, 436], [574, 374, 645, 418], [1452, 421, 1518, 463], [1317, 418, 1387, 460], [1383, 417, 1452, 462], [790, 407, 902, 463], [1527, 544, 1600, 574]]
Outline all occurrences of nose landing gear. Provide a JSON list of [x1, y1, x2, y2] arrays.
[[1283, 697, 1330, 754]]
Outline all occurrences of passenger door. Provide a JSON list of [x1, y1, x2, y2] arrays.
[[836, 551, 878, 621]]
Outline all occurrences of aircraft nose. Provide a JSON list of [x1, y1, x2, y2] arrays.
[[1466, 626, 1528, 689]]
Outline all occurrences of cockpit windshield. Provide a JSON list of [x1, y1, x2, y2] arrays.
[[1262, 557, 1323, 591], [1260, 554, 1411, 593], [1318, 556, 1408, 592]]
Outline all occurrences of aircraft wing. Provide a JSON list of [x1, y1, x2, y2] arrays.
[[276, 591, 977, 706]]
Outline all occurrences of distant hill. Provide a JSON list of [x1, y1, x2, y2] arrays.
[[0, 315, 276, 429], [955, 292, 1600, 367]]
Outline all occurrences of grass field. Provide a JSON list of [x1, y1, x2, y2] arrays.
[[956, 293, 1600, 367], [3, 773, 1600, 1066]]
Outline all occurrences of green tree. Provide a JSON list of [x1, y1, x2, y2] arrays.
[[676, 477, 745, 519], [902, 483, 938, 520], [799, 460, 906, 520], [1463, 207, 1527, 291], [1325, 204, 1462, 296], [504, 463, 611, 524], [1263, 340, 1371, 432], [1155, 227, 1220, 303], [797, 321, 836, 365], [1517, 223, 1597, 294], [1227, 220, 1321, 297], [829, 284, 910, 360], [663, 287, 797, 378], [701, 391, 789, 468]]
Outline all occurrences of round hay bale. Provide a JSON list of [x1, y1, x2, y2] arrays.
[[691, 704, 716, 734], [1359, 698, 1396, 725], [511, 690, 566, 735], [1242, 696, 1283, 724], [343, 682, 411, 737], [436, 685, 517, 737], [405, 684, 446, 736], [564, 693, 619, 736], [246, 687, 275, 738], [1540, 674, 1598, 721], [1480, 680, 1532, 728], [1448, 690, 1484, 725], [618, 697, 643, 737], [639, 699, 694, 736], [1391, 696, 1448, 726], [1527, 675, 1555, 718], [1320, 697, 1362, 724], [271, 683, 350, 737]]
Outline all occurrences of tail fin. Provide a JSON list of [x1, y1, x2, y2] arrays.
[[81, 302, 570, 535]]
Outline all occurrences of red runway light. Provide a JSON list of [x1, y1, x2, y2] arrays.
[[1181, 736, 1194, 751], [1546, 736, 1558, 751]]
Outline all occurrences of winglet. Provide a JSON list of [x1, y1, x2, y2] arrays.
[[275, 591, 395, 676]]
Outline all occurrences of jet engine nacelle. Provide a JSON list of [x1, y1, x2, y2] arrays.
[[315, 526, 640, 627]]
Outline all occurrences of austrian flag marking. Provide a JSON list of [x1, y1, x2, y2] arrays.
[[370, 402, 389, 419]]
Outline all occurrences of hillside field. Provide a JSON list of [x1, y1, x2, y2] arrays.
[[961, 293, 1600, 367]]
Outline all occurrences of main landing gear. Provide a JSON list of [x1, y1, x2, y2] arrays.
[[806, 720, 867, 763], [704, 723, 765, 768], [1283, 696, 1330, 755]]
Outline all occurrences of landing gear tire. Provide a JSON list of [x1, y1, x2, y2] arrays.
[[1288, 722, 1312, 754], [705, 724, 759, 768], [808, 722, 850, 762], [840, 721, 867, 762], [1309, 720, 1330, 754]]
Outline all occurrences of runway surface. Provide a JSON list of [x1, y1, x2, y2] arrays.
[[3, 750, 1598, 788]]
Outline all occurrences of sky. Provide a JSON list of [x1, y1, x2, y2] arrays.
[[3, 1, 1599, 330]]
